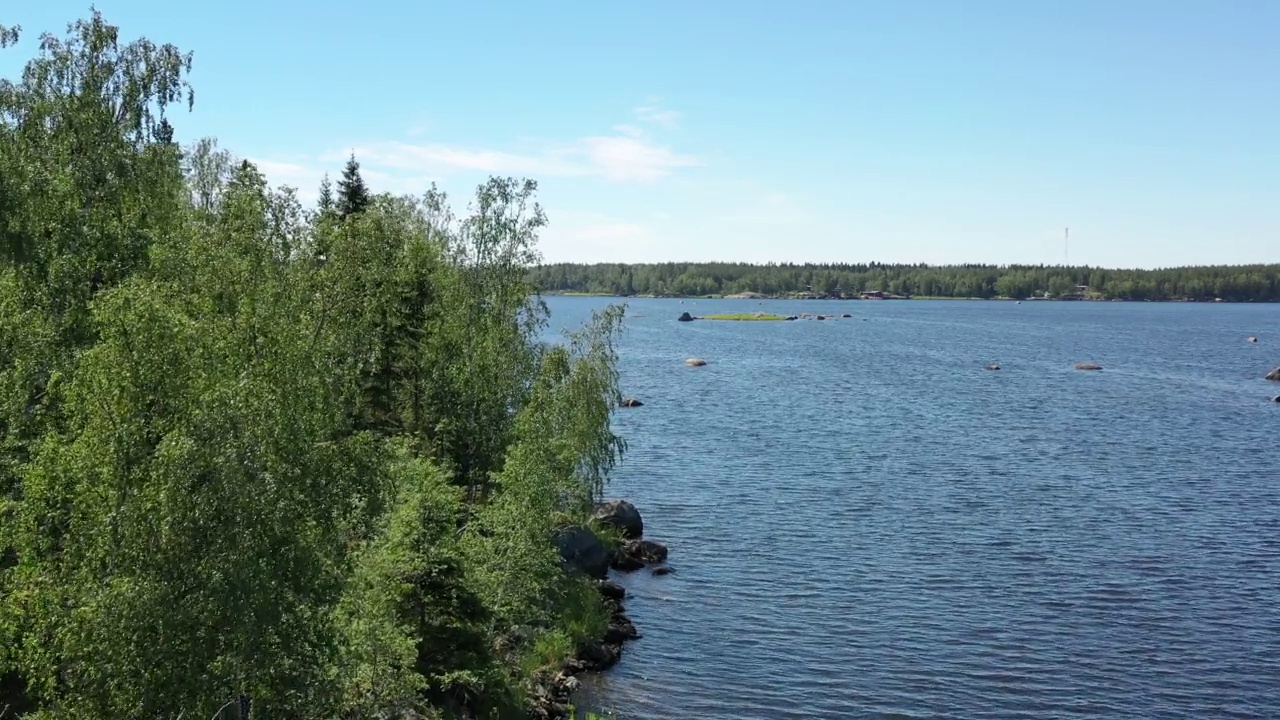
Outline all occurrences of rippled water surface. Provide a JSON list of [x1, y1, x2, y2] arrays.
[[544, 297, 1280, 720]]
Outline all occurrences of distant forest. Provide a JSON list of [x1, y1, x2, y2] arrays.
[[531, 262, 1280, 302]]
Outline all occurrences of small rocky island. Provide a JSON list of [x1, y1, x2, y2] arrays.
[[677, 311, 857, 322], [677, 311, 788, 321]]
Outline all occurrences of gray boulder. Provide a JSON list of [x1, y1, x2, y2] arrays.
[[554, 525, 610, 579], [677, 311, 695, 322], [1267, 367, 1280, 381], [593, 499, 643, 539], [1074, 362, 1103, 371]]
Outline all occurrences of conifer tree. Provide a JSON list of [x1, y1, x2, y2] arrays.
[[336, 154, 370, 219], [317, 172, 335, 216]]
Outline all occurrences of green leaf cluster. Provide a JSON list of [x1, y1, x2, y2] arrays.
[[1, 12, 623, 719]]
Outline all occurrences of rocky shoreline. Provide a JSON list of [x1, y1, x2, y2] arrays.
[[535, 501, 670, 719]]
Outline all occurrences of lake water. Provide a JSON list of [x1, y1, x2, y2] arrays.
[[543, 296, 1280, 720]]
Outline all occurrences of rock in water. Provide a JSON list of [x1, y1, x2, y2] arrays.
[[620, 396, 644, 407], [677, 311, 695, 322], [580, 641, 621, 671], [1074, 362, 1103, 371], [553, 526, 610, 579], [604, 619, 638, 644], [1267, 367, 1280, 381], [685, 357, 707, 367], [985, 363, 1001, 371], [1247, 336, 1258, 343], [1272, 395, 1280, 403], [624, 539, 668, 564], [651, 565, 675, 576], [593, 499, 644, 539], [597, 580, 626, 600], [611, 553, 645, 572], [610, 539, 669, 572]]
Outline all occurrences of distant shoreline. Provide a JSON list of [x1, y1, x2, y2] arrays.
[[543, 291, 1274, 304], [530, 261, 1280, 303]]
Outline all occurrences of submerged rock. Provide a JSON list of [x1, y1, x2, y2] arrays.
[[677, 311, 695, 322], [651, 565, 675, 576], [593, 499, 643, 539], [685, 357, 707, 367], [1074, 362, 1103, 371], [620, 396, 644, 407], [553, 526, 609, 579]]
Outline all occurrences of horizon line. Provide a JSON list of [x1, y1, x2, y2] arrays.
[[533, 259, 1280, 273]]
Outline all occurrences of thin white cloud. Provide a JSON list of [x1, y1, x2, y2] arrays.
[[540, 211, 658, 263], [327, 124, 701, 185], [338, 142, 583, 178], [580, 134, 700, 182], [250, 100, 700, 215], [247, 158, 313, 185], [634, 104, 681, 129]]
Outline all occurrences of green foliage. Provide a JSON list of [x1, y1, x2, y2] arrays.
[[1, 11, 627, 719], [532, 261, 1280, 302]]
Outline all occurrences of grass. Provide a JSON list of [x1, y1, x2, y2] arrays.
[[699, 313, 789, 321], [520, 630, 576, 678]]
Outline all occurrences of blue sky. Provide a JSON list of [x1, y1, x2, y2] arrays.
[[3, 1, 1278, 268]]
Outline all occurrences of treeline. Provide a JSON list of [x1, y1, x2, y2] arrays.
[[532, 262, 1280, 301], [1, 12, 624, 720]]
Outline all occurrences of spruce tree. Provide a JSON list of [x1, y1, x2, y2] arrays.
[[336, 154, 370, 219], [317, 172, 335, 216]]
